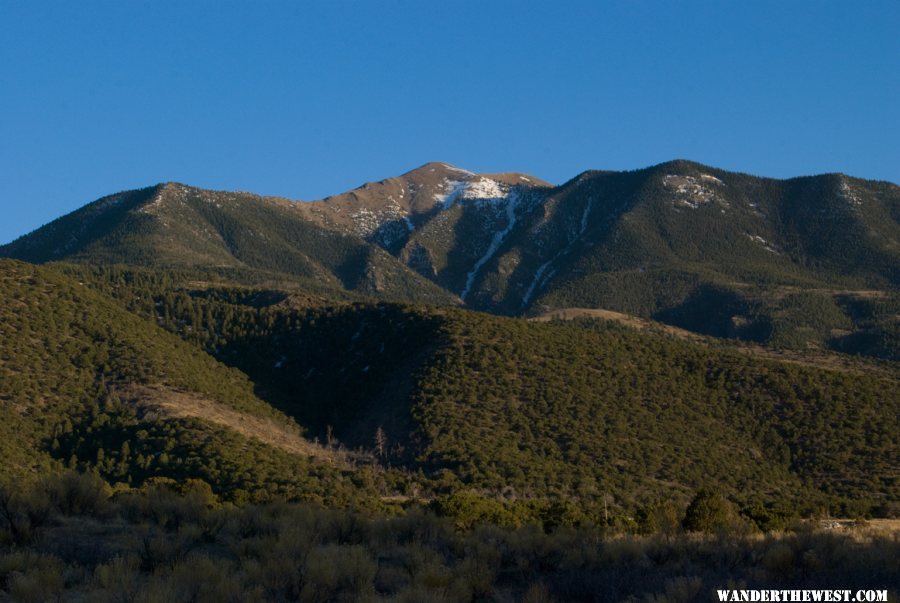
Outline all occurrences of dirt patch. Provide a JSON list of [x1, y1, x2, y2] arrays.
[[531, 307, 705, 341], [115, 384, 350, 465]]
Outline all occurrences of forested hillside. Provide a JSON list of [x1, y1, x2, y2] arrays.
[[0, 249, 897, 601], [0, 183, 457, 306], [480, 162, 900, 358], [0, 260, 389, 507], [56, 263, 900, 527]]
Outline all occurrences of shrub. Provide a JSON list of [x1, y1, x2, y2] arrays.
[[0, 483, 56, 545], [637, 500, 682, 536], [0, 552, 66, 602], [682, 490, 741, 534], [42, 471, 110, 517], [522, 581, 557, 603], [300, 544, 376, 602], [90, 555, 143, 602]]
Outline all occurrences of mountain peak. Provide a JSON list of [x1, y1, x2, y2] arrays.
[[401, 162, 551, 188], [293, 162, 551, 248], [650, 158, 720, 174], [406, 162, 478, 178]]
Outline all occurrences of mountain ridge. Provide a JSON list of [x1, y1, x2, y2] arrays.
[[3, 159, 898, 357]]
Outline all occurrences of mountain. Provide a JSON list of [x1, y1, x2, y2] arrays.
[[0, 182, 457, 305], [295, 161, 549, 249], [505, 161, 900, 313], [291, 162, 552, 299], [3, 160, 899, 356], [296, 160, 900, 356]]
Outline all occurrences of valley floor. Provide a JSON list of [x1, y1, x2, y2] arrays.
[[1, 477, 897, 603]]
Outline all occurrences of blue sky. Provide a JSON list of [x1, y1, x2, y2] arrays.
[[1, 1, 898, 244]]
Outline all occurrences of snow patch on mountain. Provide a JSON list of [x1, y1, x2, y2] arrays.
[[663, 174, 725, 209], [442, 163, 476, 177], [350, 197, 408, 238], [435, 180, 467, 209], [138, 184, 196, 216], [139, 190, 166, 214], [350, 207, 380, 236], [339, 175, 520, 248], [522, 260, 554, 308], [699, 174, 725, 186], [745, 233, 779, 254], [435, 177, 510, 210], [840, 178, 862, 207], [461, 178, 506, 201], [460, 189, 521, 301], [580, 198, 592, 233]]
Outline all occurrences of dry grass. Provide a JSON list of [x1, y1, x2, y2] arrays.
[[767, 286, 891, 301], [530, 307, 898, 378], [116, 384, 352, 466], [530, 307, 705, 341], [815, 518, 900, 535]]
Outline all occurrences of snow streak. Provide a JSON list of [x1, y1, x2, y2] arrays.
[[460, 189, 521, 301], [434, 180, 467, 209], [521, 198, 594, 309]]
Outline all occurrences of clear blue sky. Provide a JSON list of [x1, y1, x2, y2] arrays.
[[2, 1, 898, 244]]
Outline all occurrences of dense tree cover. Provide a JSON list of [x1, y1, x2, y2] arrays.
[[2, 259, 897, 535], [0, 474, 897, 602], [55, 264, 448, 444], [514, 163, 900, 357], [408, 314, 898, 520], [53, 395, 391, 507], [538, 274, 900, 359], [0, 167, 897, 595], [0, 260, 391, 508], [831, 294, 900, 361], [682, 490, 744, 533], [48, 264, 899, 523]]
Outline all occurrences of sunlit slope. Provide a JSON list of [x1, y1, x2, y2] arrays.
[[97, 275, 898, 516], [0, 183, 457, 305], [0, 260, 375, 505]]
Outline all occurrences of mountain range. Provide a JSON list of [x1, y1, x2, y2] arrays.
[[4, 160, 899, 357], [0, 160, 898, 599]]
